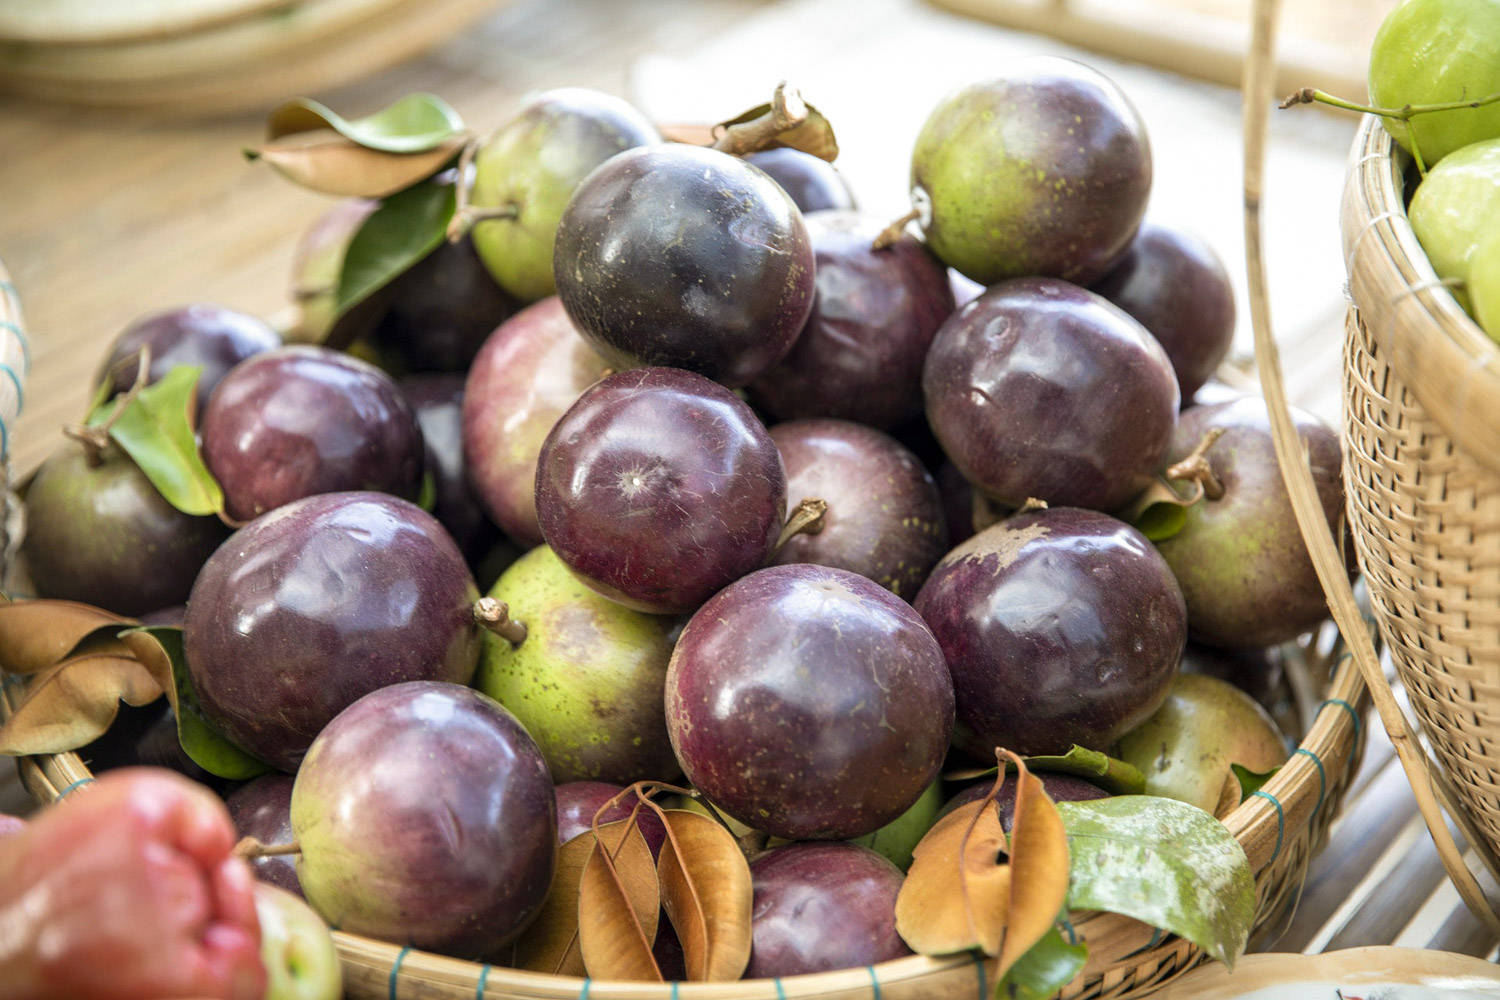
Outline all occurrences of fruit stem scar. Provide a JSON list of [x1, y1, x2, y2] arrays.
[[770, 497, 828, 559], [63, 344, 153, 467], [1165, 426, 1226, 501], [473, 596, 528, 646], [233, 835, 302, 858], [871, 208, 921, 251], [711, 81, 810, 156]]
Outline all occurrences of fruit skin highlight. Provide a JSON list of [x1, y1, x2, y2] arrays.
[[911, 57, 1151, 285]]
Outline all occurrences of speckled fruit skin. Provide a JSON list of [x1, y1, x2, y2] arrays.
[[554, 781, 667, 856], [746, 843, 910, 978], [914, 507, 1185, 758], [398, 374, 501, 566], [21, 445, 227, 616], [227, 775, 301, 897], [98, 304, 281, 416], [923, 278, 1178, 512], [851, 779, 941, 871], [911, 58, 1151, 285], [743, 148, 857, 214], [750, 211, 954, 429], [292, 682, 556, 958], [200, 346, 424, 523], [666, 565, 954, 840], [554, 144, 815, 388], [768, 419, 947, 599], [1116, 672, 1287, 815], [184, 492, 480, 771], [536, 367, 786, 614], [475, 545, 680, 784], [370, 239, 519, 373], [471, 88, 660, 301], [462, 296, 607, 547], [1155, 399, 1345, 649], [941, 773, 1109, 831], [1090, 222, 1235, 400]]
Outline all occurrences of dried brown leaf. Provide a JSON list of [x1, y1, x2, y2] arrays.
[[895, 798, 1011, 956], [996, 750, 1071, 977], [246, 130, 463, 198], [579, 819, 661, 980], [0, 650, 161, 755], [0, 599, 131, 675], [657, 808, 752, 981], [117, 628, 178, 714], [512, 822, 636, 976]]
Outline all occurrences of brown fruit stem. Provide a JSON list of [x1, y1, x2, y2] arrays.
[[711, 81, 809, 156], [1016, 497, 1048, 514], [445, 134, 520, 243], [871, 208, 921, 251], [233, 835, 301, 859], [771, 497, 827, 559], [63, 346, 152, 468], [1164, 426, 1226, 501], [473, 596, 527, 646]]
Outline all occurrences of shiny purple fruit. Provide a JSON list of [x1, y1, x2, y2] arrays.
[[536, 367, 786, 614], [554, 781, 666, 857], [667, 565, 953, 840], [924, 277, 1178, 512], [751, 211, 955, 429], [746, 842, 910, 978], [292, 682, 556, 957], [941, 772, 1110, 831], [370, 239, 520, 373], [769, 419, 947, 599], [398, 373, 501, 566], [553, 144, 815, 388], [200, 346, 423, 523], [1091, 222, 1236, 400], [98, 304, 280, 415], [226, 775, 301, 896], [914, 507, 1185, 758], [743, 148, 857, 213], [184, 491, 481, 771]]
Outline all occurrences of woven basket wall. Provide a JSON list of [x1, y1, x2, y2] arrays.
[[1341, 116, 1500, 861]]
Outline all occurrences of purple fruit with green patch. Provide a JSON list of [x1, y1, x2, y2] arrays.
[[227, 775, 302, 896]]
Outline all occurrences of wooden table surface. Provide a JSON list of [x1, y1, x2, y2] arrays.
[[2, 0, 1497, 985]]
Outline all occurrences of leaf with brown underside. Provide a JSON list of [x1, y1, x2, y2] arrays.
[[244, 130, 463, 198], [513, 820, 635, 976], [579, 818, 661, 980], [0, 599, 132, 675], [0, 648, 161, 755], [657, 808, 753, 981], [895, 798, 1011, 956], [996, 751, 1071, 979]]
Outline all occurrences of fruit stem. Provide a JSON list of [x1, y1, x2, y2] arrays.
[[1164, 427, 1226, 500], [711, 81, 809, 156], [62, 346, 152, 467], [871, 209, 921, 251], [771, 497, 827, 558], [473, 597, 527, 646], [233, 836, 301, 859], [1017, 497, 1048, 514], [1280, 86, 1500, 121]]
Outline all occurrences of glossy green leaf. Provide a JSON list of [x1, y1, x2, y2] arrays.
[[267, 93, 465, 154], [946, 745, 1146, 796], [120, 626, 271, 781], [994, 924, 1088, 1000], [1232, 763, 1281, 802], [416, 470, 437, 513], [1058, 796, 1255, 968], [331, 181, 455, 348], [1122, 477, 1200, 543], [89, 366, 224, 518]]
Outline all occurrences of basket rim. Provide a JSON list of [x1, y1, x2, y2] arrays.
[[0, 626, 1368, 998], [1341, 115, 1500, 475]]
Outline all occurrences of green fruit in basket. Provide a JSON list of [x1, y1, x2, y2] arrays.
[[474, 544, 682, 785], [1369, 0, 1500, 167], [1464, 224, 1500, 341], [1408, 136, 1500, 313], [253, 882, 341, 1000], [469, 88, 660, 302], [1115, 673, 1287, 817]]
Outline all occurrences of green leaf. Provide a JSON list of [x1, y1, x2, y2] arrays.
[[946, 745, 1146, 796], [331, 181, 455, 347], [1232, 763, 1281, 802], [416, 470, 437, 513], [267, 93, 465, 154], [121, 626, 271, 781], [90, 367, 225, 518], [1057, 796, 1255, 968], [1122, 477, 1200, 543], [994, 924, 1088, 1000]]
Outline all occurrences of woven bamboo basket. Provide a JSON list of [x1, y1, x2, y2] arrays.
[[1341, 115, 1500, 863]]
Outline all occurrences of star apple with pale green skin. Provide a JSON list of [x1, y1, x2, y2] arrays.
[[475, 545, 681, 784], [469, 88, 659, 301], [1408, 136, 1500, 314], [254, 883, 341, 1000]]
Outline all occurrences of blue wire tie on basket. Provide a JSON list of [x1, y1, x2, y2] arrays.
[[1295, 746, 1327, 817], [971, 952, 988, 998], [866, 964, 882, 1000], [1320, 697, 1362, 742], [57, 777, 94, 798], [577, 978, 591, 1000], [775, 978, 788, 1000], [1253, 788, 1286, 864], [475, 963, 491, 1000], [0, 362, 23, 411], [387, 944, 411, 1000], [0, 319, 28, 373]]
